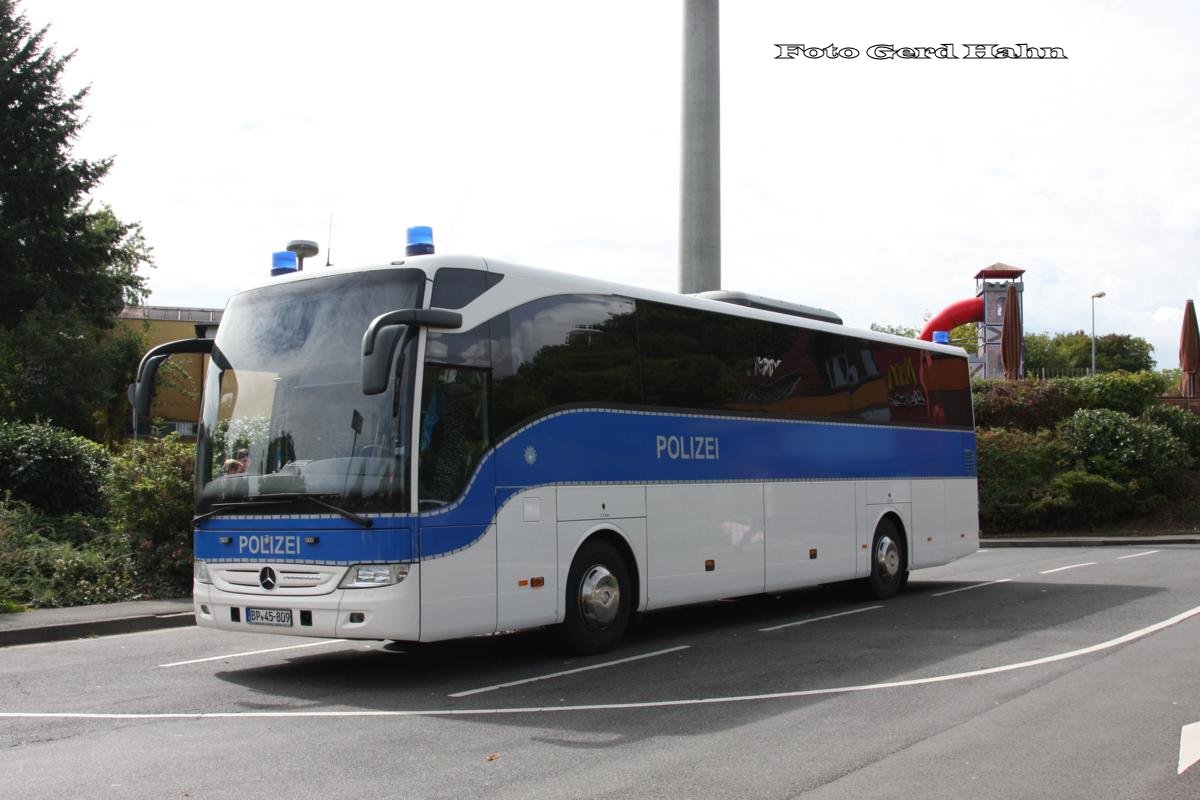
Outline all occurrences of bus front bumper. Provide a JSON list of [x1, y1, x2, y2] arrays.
[[193, 563, 420, 641]]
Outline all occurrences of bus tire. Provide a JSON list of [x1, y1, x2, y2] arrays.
[[560, 538, 632, 655], [867, 518, 907, 600]]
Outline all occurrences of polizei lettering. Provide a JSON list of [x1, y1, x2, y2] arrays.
[[655, 434, 720, 461], [238, 534, 301, 556]]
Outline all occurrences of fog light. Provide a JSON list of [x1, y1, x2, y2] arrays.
[[348, 612, 365, 623], [194, 560, 212, 584], [339, 564, 410, 588]]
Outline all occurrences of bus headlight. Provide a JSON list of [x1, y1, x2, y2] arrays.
[[339, 564, 410, 588], [194, 560, 212, 584]]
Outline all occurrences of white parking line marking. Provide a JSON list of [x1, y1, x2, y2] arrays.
[[1180, 721, 1200, 775], [7, 603, 1199, 720], [1040, 562, 1097, 575], [448, 646, 690, 698], [1118, 550, 1159, 560], [759, 605, 882, 632], [931, 579, 1013, 597], [158, 639, 348, 668]]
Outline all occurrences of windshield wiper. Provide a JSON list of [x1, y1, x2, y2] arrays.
[[194, 495, 374, 528], [193, 500, 283, 524], [290, 494, 374, 528]]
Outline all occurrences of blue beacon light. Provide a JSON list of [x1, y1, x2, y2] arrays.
[[406, 226, 434, 256], [932, 330, 951, 344], [271, 251, 298, 277]]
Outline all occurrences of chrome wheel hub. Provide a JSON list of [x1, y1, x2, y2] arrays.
[[875, 535, 901, 580], [579, 565, 621, 629]]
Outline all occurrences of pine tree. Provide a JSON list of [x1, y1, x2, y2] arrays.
[[0, 0, 150, 330], [0, 0, 152, 434]]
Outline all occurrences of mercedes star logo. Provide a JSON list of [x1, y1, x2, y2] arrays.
[[259, 566, 277, 591]]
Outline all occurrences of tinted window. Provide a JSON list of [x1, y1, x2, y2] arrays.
[[418, 365, 490, 506], [426, 321, 492, 369], [638, 302, 757, 412], [919, 350, 974, 428], [491, 295, 640, 435], [752, 320, 972, 428], [430, 268, 502, 309], [748, 321, 847, 417]]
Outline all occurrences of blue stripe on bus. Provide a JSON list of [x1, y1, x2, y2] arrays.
[[195, 408, 976, 563]]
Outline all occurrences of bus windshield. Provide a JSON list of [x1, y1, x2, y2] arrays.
[[196, 268, 424, 515]]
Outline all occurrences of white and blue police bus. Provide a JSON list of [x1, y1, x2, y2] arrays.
[[131, 235, 978, 654]]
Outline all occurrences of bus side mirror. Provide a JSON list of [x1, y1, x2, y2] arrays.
[[361, 308, 462, 395], [129, 338, 215, 436], [128, 354, 168, 422], [362, 324, 408, 395]]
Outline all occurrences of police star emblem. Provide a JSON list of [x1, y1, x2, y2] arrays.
[[524, 446, 537, 466]]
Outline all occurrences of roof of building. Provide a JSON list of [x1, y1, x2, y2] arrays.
[[119, 305, 223, 323], [974, 262, 1026, 280]]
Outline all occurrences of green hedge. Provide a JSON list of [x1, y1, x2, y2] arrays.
[[1030, 470, 1134, 526], [106, 434, 196, 597], [972, 371, 1170, 432], [1, 429, 197, 610], [1058, 408, 1191, 492], [0, 500, 137, 609], [1143, 404, 1200, 462], [0, 421, 110, 516], [977, 405, 1195, 531], [976, 428, 1069, 530]]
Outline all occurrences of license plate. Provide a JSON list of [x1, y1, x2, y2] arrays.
[[245, 607, 292, 627]]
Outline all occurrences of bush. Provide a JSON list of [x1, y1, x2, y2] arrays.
[[0, 499, 137, 609], [972, 379, 1076, 432], [1058, 408, 1192, 495], [1068, 371, 1168, 417], [0, 421, 110, 516], [106, 434, 196, 596], [976, 428, 1070, 531], [1030, 470, 1135, 526], [973, 371, 1172, 432], [1143, 403, 1200, 463]]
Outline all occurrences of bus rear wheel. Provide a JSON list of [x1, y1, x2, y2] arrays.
[[867, 519, 908, 600], [561, 539, 632, 655]]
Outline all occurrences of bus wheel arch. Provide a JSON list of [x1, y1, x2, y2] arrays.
[[868, 513, 909, 599], [560, 530, 637, 654]]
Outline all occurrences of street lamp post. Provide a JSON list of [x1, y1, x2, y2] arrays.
[[1090, 291, 1106, 375]]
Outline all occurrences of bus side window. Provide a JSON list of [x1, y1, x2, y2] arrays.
[[639, 301, 756, 413], [430, 268, 503, 310], [490, 295, 640, 437], [418, 365, 490, 508]]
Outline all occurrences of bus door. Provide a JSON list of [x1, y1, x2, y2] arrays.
[[415, 363, 498, 639]]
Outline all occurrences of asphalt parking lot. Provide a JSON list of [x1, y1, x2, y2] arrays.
[[2, 544, 1199, 799]]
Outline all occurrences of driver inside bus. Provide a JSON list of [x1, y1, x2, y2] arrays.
[[223, 448, 250, 475]]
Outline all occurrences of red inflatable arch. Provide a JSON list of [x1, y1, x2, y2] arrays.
[[918, 297, 984, 341]]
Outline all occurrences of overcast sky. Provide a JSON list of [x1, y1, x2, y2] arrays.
[[21, 0, 1200, 367]]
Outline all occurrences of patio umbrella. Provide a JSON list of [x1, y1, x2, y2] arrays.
[[1181, 299, 1199, 410], [1000, 282, 1022, 380]]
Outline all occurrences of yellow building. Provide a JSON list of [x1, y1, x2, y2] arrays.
[[116, 306, 222, 438]]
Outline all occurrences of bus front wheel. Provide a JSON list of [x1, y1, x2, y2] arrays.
[[561, 539, 632, 655], [867, 519, 908, 600]]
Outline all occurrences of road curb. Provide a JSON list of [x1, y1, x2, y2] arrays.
[[0, 608, 195, 648], [983, 537, 1200, 548]]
